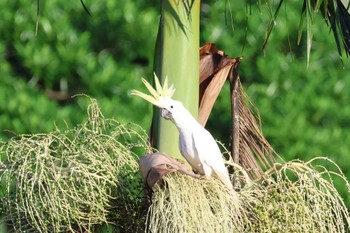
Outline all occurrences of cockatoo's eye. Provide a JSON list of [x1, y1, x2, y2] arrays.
[[170, 105, 173, 109]]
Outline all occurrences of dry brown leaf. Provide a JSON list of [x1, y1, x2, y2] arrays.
[[199, 43, 240, 126], [139, 152, 199, 190], [199, 43, 280, 179]]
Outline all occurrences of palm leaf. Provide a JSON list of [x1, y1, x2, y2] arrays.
[[260, 0, 350, 61], [80, 0, 91, 16], [199, 43, 280, 179], [335, 0, 350, 56], [262, 0, 284, 52]]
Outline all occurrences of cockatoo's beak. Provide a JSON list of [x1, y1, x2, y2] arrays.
[[131, 73, 175, 108], [161, 108, 172, 120]]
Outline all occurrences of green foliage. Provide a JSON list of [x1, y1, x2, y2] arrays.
[[0, 0, 158, 141]]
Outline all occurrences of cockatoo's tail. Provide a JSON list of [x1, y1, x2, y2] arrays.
[[131, 73, 175, 108]]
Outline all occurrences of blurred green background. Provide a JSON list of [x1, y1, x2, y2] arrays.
[[0, 0, 349, 222]]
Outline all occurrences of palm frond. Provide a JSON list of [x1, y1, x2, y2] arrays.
[[80, 0, 91, 16], [311, 0, 350, 58], [256, 0, 350, 61], [199, 43, 280, 179], [262, 0, 284, 52], [334, 0, 350, 56], [35, 0, 39, 36]]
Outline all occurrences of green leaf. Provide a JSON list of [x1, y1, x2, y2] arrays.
[[80, 0, 91, 16]]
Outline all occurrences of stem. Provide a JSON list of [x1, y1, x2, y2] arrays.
[[153, 0, 200, 160]]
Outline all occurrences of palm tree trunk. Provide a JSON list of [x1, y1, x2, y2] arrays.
[[152, 0, 200, 160]]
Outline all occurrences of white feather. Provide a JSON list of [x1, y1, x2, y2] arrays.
[[165, 100, 234, 191]]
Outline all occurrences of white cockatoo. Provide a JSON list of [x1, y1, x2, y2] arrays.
[[131, 74, 237, 194]]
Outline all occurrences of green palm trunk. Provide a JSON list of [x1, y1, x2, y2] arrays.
[[153, 0, 200, 160]]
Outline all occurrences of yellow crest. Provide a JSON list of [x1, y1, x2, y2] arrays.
[[131, 73, 175, 108]]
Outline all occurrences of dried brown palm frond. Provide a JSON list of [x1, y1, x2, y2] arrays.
[[199, 43, 281, 179]]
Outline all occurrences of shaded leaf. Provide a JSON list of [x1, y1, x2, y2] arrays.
[[35, 0, 39, 36], [335, 0, 350, 56], [80, 0, 91, 16], [263, 0, 284, 52], [262, 0, 350, 62]]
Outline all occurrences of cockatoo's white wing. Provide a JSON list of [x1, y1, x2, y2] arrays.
[[191, 126, 233, 190]]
